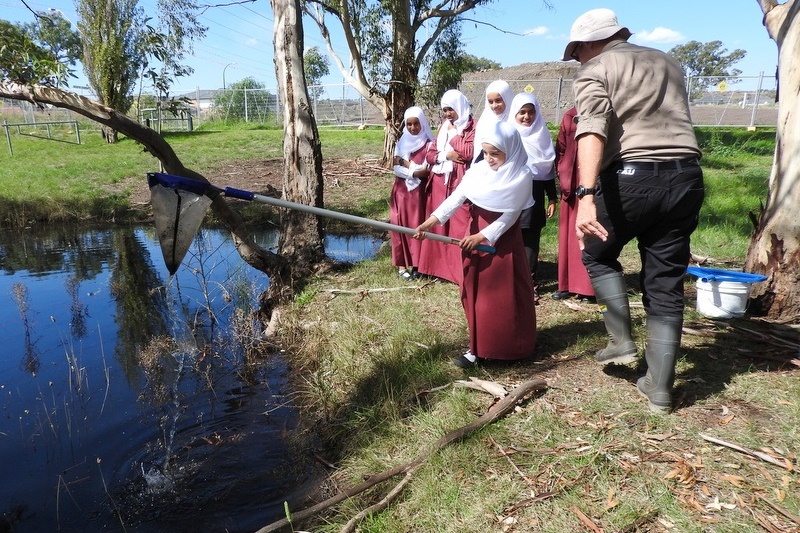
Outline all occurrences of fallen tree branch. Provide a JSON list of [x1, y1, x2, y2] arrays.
[[254, 378, 548, 533], [340, 468, 417, 533], [699, 433, 795, 471], [757, 494, 800, 526], [489, 436, 534, 486], [320, 285, 429, 296]]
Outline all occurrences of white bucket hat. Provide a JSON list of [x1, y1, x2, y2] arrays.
[[562, 8, 632, 61]]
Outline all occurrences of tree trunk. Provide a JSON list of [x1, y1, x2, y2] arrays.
[[381, 0, 417, 165], [101, 124, 118, 143], [267, 0, 326, 305], [745, 0, 800, 319]]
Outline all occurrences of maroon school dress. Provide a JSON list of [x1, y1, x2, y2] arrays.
[[555, 108, 594, 296], [461, 204, 537, 361], [390, 145, 429, 268], [418, 118, 475, 284]]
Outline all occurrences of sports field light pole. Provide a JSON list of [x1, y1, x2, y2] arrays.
[[222, 62, 237, 90]]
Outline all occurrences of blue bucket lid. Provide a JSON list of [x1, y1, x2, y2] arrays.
[[687, 266, 767, 283]]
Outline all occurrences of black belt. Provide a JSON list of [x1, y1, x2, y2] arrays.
[[615, 157, 699, 172]]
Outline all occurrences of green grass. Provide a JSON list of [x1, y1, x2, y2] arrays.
[[269, 128, 796, 532], [0, 122, 386, 226], [2, 119, 792, 531]]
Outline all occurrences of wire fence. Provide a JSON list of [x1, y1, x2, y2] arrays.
[[0, 73, 779, 138]]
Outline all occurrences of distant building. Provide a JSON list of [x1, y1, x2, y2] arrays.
[[176, 89, 221, 113]]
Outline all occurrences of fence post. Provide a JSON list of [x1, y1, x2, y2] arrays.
[[556, 77, 564, 124], [3, 120, 12, 155], [74, 120, 81, 144], [749, 71, 765, 130], [245, 87, 249, 122]]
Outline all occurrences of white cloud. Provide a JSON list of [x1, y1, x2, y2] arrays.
[[523, 26, 549, 37], [634, 27, 685, 44], [245, 38, 259, 47]]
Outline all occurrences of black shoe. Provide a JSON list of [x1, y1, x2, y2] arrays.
[[452, 352, 477, 369], [551, 291, 575, 300], [577, 295, 596, 303]]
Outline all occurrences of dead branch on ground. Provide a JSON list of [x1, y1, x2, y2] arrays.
[[699, 433, 796, 471], [254, 378, 548, 533]]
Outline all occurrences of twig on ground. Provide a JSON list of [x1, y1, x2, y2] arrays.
[[757, 494, 800, 526], [321, 285, 428, 296], [569, 505, 604, 532], [489, 436, 534, 486], [751, 509, 783, 533], [699, 433, 795, 471]]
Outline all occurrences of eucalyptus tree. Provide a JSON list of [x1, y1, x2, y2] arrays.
[[22, 10, 82, 81], [302, 0, 496, 163], [304, 45, 331, 99], [75, 0, 206, 143], [745, 0, 800, 319], [0, 20, 62, 84], [668, 40, 747, 99], [268, 0, 327, 308]]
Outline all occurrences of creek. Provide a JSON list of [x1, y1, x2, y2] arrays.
[[0, 224, 383, 532]]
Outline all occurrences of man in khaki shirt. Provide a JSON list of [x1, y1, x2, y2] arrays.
[[563, 8, 705, 415]]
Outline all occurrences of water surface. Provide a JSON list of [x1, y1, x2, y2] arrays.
[[0, 224, 382, 532]]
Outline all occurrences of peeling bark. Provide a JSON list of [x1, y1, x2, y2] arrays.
[[745, 0, 800, 319], [267, 0, 327, 310]]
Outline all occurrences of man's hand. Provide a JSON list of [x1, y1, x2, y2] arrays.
[[576, 196, 608, 250]]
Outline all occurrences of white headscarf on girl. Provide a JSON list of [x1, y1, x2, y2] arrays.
[[507, 92, 556, 181], [431, 89, 471, 180], [473, 80, 514, 163], [394, 106, 434, 191], [394, 106, 434, 160], [459, 121, 534, 213], [439, 89, 471, 134]]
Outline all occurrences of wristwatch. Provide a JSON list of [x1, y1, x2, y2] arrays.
[[575, 185, 597, 198]]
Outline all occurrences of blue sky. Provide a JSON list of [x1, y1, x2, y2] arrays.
[[5, 0, 776, 95]]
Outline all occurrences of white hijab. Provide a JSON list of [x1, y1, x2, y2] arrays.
[[432, 89, 471, 178], [473, 80, 514, 163], [507, 92, 556, 181], [394, 106, 434, 159], [460, 121, 534, 213]]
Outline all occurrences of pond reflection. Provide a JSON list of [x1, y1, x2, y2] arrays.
[[0, 224, 382, 532]]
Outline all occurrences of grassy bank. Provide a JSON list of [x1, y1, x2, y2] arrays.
[[0, 122, 386, 227], [5, 121, 797, 531], [273, 128, 799, 532]]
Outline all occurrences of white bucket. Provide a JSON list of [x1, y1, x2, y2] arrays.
[[695, 279, 751, 318]]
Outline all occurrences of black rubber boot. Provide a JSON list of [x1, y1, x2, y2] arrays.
[[592, 272, 638, 365], [637, 316, 683, 415]]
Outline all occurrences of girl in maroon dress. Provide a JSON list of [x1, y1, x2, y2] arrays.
[[508, 92, 558, 303], [553, 107, 594, 300], [391, 106, 434, 280], [418, 89, 475, 284], [415, 121, 536, 367]]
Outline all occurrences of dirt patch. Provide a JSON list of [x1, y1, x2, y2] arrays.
[[126, 157, 393, 220]]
